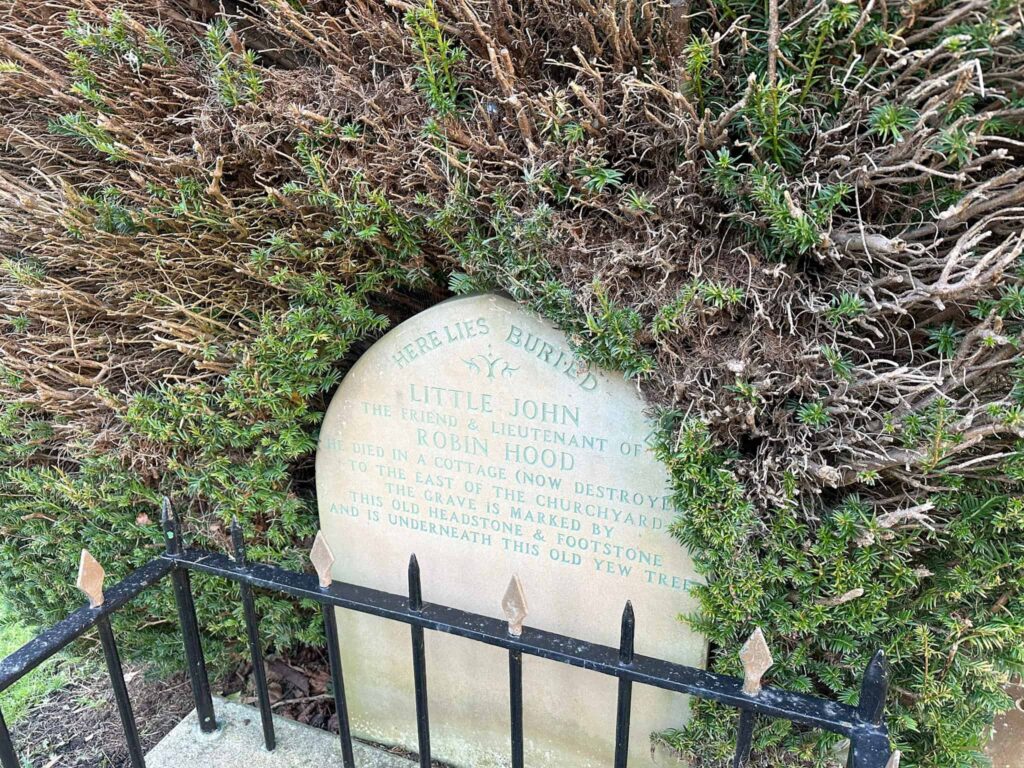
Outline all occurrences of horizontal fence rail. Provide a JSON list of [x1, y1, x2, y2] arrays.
[[0, 500, 898, 768], [0, 558, 172, 694], [173, 548, 872, 734]]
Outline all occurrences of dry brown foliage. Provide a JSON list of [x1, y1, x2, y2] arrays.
[[3, 0, 1022, 517]]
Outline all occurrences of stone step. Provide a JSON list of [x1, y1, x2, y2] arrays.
[[145, 697, 416, 768]]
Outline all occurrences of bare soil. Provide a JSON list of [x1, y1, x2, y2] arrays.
[[8, 648, 383, 768], [226, 647, 338, 734], [9, 648, 438, 768], [8, 666, 193, 768]]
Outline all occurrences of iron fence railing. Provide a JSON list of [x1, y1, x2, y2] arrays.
[[0, 500, 898, 768]]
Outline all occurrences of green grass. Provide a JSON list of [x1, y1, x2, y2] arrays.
[[0, 600, 65, 722]]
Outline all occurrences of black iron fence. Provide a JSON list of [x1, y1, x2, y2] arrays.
[[0, 500, 898, 768]]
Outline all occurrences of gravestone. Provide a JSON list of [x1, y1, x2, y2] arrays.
[[316, 293, 705, 767], [988, 681, 1024, 768]]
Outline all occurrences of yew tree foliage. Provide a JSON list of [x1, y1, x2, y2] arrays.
[[1, 0, 1022, 765]]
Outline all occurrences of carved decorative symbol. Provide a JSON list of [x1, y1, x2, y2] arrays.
[[463, 347, 519, 380], [502, 575, 528, 637], [310, 531, 336, 589], [76, 549, 105, 609], [739, 627, 774, 695]]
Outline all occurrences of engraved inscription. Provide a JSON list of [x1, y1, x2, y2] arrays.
[[316, 294, 705, 768], [321, 316, 699, 594]]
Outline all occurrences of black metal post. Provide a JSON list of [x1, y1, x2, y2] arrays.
[[613, 601, 635, 768], [161, 497, 181, 557], [857, 651, 889, 725], [171, 564, 218, 733], [163, 499, 217, 734], [322, 605, 356, 768], [231, 521, 275, 751], [847, 651, 891, 768], [508, 648, 524, 768], [0, 705, 18, 768], [732, 710, 755, 768], [847, 728, 891, 768], [408, 555, 431, 768], [97, 615, 146, 768]]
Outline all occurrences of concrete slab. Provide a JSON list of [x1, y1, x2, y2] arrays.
[[146, 697, 417, 768], [988, 681, 1024, 768]]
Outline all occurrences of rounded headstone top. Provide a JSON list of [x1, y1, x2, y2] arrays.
[[314, 293, 703, 767]]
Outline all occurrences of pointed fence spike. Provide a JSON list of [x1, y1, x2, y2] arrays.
[[310, 531, 335, 589], [76, 549, 105, 609], [160, 496, 180, 555], [501, 575, 528, 637], [885, 750, 901, 768], [230, 518, 246, 563], [857, 649, 890, 724], [619, 601, 635, 664], [739, 627, 773, 696], [408, 554, 423, 612]]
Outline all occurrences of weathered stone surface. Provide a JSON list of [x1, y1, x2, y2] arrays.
[[145, 698, 415, 768], [316, 294, 704, 767], [988, 682, 1024, 768]]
